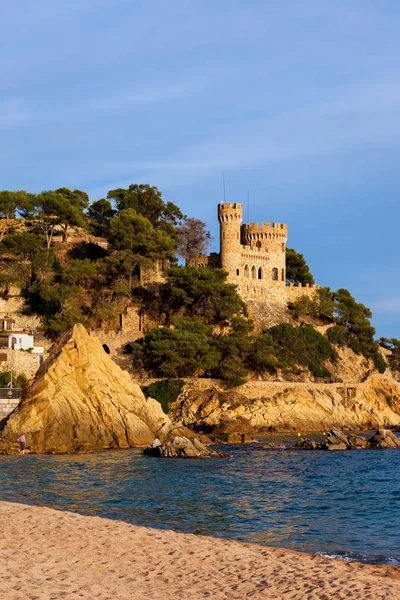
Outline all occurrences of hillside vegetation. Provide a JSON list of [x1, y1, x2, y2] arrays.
[[0, 185, 389, 385]]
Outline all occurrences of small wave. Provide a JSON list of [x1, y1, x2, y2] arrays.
[[316, 551, 400, 565]]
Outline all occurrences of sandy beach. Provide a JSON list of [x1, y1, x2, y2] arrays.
[[0, 501, 399, 600]]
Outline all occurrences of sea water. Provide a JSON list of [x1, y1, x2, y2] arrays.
[[1, 438, 399, 564]]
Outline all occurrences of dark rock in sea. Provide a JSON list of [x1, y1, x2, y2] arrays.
[[294, 438, 320, 450], [295, 427, 400, 451], [369, 429, 400, 449], [143, 436, 226, 458], [320, 427, 368, 450]]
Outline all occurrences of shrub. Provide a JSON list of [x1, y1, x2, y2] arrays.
[[142, 379, 185, 413]]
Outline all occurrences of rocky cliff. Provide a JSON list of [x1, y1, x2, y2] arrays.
[[168, 374, 400, 434], [0, 324, 176, 453]]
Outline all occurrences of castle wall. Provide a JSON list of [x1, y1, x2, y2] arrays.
[[215, 203, 318, 309], [286, 283, 320, 302], [93, 306, 159, 374]]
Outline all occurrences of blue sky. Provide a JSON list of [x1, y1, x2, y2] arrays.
[[1, 0, 400, 337]]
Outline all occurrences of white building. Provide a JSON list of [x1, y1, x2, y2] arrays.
[[0, 317, 44, 354]]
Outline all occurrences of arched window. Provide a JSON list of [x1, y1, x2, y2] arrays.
[[258, 267, 263, 280], [251, 265, 256, 279], [102, 344, 110, 354], [282, 243, 285, 251], [256, 240, 261, 248], [281, 269, 285, 281], [236, 268, 240, 276], [123, 343, 133, 355], [244, 264, 249, 278], [272, 268, 278, 281]]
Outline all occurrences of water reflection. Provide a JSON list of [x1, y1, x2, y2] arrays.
[[0, 442, 399, 564]]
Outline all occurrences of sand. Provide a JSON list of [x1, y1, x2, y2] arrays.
[[0, 501, 399, 600]]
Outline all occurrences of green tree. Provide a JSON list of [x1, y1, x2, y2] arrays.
[[288, 294, 315, 318], [142, 379, 185, 413], [317, 287, 336, 322], [286, 248, 314, 285], [0, 232, 50, 283], [248, 332, 279, 374], [107, 184, 183, 231], [35, 189, 88, 246], [155, 266, 246, 325], [0, 190, 32, 241], [268, 323, 335, 375], [87, 198, 115, 236], [175, 217, 211, 265], [326, 288, 386, 373], [108, 209, 175, 295], [132, 317, 220, 377]]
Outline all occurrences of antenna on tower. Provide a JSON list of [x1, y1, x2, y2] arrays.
[[247, 190, 250, 223], [222, 172, 226, 202]]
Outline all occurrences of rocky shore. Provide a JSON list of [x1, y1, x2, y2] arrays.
[[295, 427, 400, 451], [168, 374, 400, 435], [1, 501, 399, 600]]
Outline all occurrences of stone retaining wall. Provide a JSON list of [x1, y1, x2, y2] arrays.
[[0, 398, 19, 419]]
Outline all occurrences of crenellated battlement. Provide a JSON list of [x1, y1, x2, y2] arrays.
[[286, 282, 319, 289], [241, 221, 288, 235], [218, 203, 243, 223]]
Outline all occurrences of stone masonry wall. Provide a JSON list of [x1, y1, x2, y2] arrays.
[[0, 349, 43, 379], [286, 283, 320, 302], [0, 398, 20, 419]]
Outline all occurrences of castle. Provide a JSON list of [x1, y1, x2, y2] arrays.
[[191, 202, 318, 307]]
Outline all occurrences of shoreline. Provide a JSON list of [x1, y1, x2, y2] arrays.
[[1, 501, 399, 599]]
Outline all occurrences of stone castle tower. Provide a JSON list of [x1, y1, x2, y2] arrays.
[[192, 202, 317, 306]]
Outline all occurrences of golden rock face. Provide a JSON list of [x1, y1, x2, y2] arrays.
[[169, 372, 400, 434], [0, 324, 172, 454]]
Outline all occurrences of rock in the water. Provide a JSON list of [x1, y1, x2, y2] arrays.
[[321, 428, 364, 450], [0, 324, 175, 454], [369, 429, 400, 449], [294, 438, 320, 450], [295, 428, 370, 450], [295, 428, 400, 451], [143, 436, 225, 458]]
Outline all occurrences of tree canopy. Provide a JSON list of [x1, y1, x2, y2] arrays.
[[149, 266, 246, 325], [107, 184, 183, 231], [286, 248, 314, 285]]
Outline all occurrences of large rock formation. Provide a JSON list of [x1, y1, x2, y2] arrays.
[[0, 324, 177, 454], [168, 374, 400, 434]]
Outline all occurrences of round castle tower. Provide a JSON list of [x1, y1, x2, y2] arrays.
[[218, 203, 242, 277]]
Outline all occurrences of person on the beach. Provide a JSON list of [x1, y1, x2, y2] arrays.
[[17, 434, 26, 454]]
